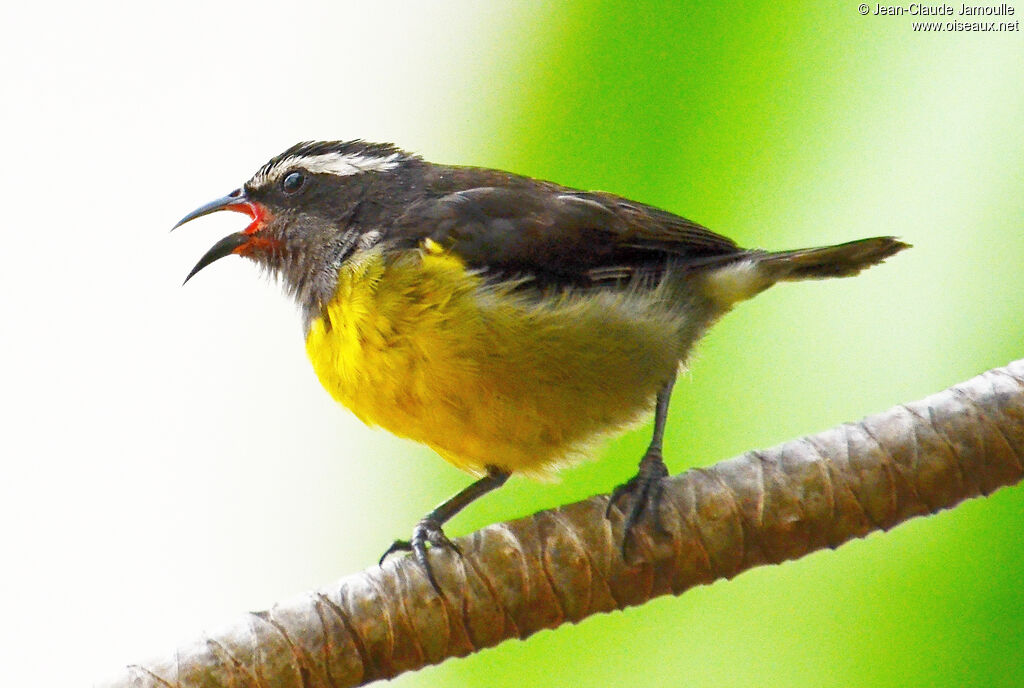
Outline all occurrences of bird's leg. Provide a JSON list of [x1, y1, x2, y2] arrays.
[[380, 465, 510, 592], [606, 372, 676, 558]]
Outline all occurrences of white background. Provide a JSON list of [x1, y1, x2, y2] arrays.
[[0, 2, 544, 684]]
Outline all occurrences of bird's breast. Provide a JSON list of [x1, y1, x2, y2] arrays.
[[304, 245, 699, 477]]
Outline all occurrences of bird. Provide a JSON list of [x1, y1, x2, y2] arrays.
[[174, 139, 909, 589]]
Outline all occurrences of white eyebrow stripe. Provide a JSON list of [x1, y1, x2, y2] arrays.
[[251, 152, 402, 187]]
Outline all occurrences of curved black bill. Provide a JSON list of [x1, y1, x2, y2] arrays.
[[172, 188, 249, 230], [183, 232, 250, 284]]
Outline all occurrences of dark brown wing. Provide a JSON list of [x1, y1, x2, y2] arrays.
[[388, 165, 745, 287]]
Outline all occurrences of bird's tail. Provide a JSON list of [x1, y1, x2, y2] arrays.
[[701, 236, 910, 307], [757, 236, 911, 282]]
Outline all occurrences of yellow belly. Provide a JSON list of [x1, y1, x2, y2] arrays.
[[304, 245, 692, 477]]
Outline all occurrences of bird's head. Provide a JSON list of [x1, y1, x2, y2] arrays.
[[174, 140, 421, 314]]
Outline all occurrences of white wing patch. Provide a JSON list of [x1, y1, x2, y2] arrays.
[[250, 152, 402, 188]]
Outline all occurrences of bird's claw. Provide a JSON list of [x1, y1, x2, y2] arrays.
[[605, 451, 670, 559], [379, 517, 462, 592]]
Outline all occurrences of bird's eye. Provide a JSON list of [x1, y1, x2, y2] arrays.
[[282, 171, 305, 193]]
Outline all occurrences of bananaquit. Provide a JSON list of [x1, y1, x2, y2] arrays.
[[175, 140, 908, 587]]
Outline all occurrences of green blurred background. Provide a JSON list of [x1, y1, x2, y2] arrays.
[[2, 1, 1022, 686], [403, 3, 1024, 687]]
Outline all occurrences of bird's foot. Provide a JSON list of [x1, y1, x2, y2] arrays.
[[605, 450, 670, 559], [379, 517, 461, 592]]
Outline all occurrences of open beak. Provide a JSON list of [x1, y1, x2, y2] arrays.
[[173, 188, 254, 230], [174, 189, 264, 284], [183, 232, 251, 284]]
